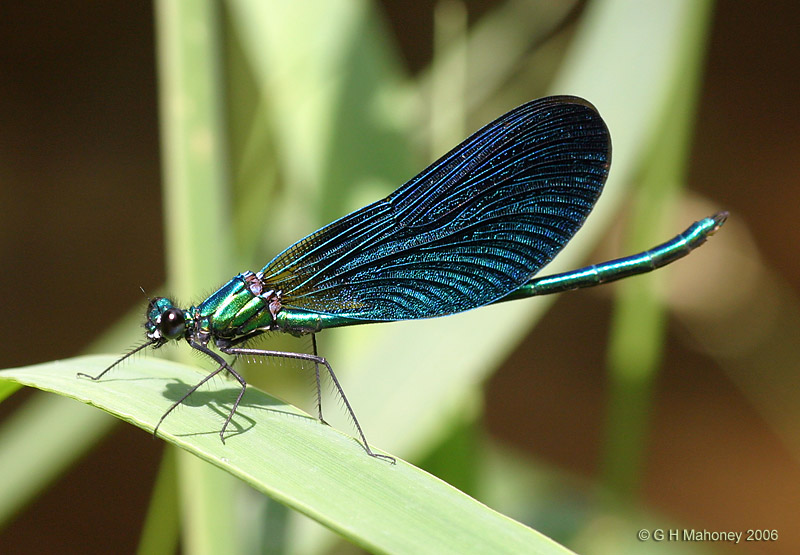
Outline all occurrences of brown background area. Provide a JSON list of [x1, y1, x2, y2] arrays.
[[1, 1, 798, 552]]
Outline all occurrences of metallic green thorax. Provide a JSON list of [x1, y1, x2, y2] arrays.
[[166, 272, 369, 347], [195, 272, 277, 338]]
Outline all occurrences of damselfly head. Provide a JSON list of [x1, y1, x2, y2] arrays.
[[145, 297, 189, 343]]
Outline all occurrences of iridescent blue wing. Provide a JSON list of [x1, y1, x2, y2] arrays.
[[261, 96, 611, 320]]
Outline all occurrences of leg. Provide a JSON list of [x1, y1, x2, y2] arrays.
[[311, 334, 326, 423], [154, 341, 248, 443], [222, 345, 395, 463], [77, 339, 158, 380]]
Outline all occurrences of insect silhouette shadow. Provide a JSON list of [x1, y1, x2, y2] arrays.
[[158, 377, 315, 442]]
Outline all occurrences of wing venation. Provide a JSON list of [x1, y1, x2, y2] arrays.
[[260, 96, 611, 320]]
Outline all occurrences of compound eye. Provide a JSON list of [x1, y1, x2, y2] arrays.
[[160, 308, 186, 340]]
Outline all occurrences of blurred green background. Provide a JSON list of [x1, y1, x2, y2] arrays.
[[1, 0, 799, 553]]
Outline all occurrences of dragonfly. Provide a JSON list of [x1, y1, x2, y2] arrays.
[[80, 96, 726, 462]]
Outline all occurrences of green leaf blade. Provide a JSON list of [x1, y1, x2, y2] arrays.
[[0, 356, 569, 554]]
